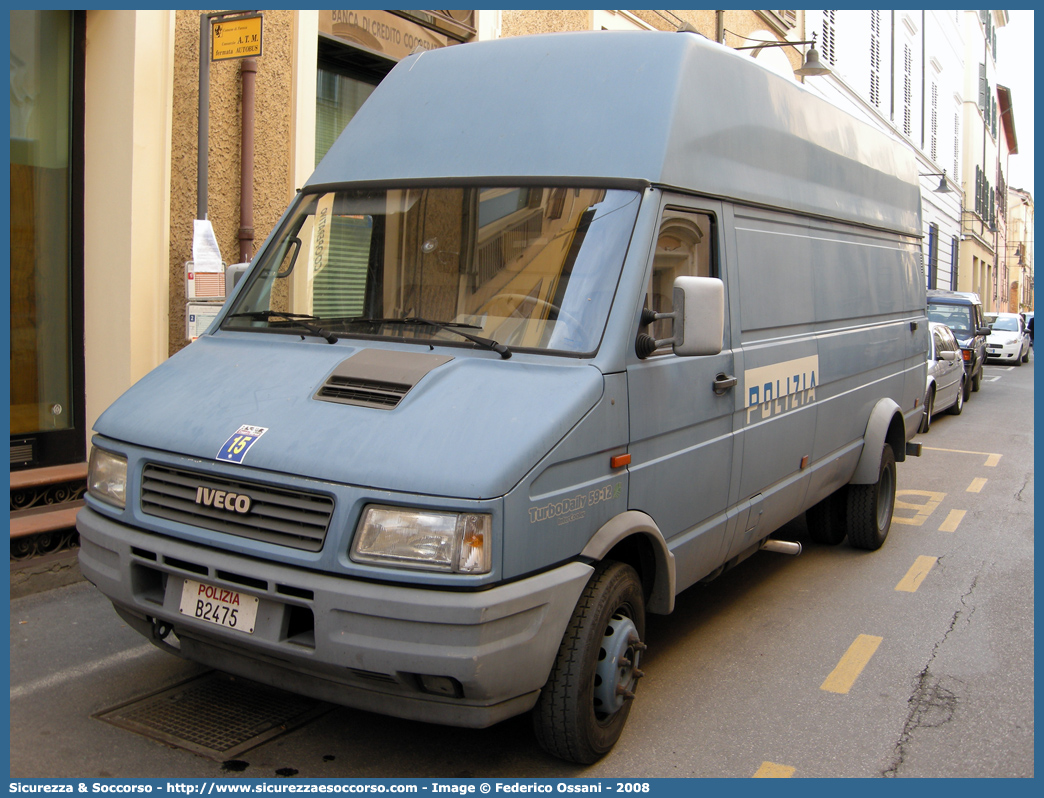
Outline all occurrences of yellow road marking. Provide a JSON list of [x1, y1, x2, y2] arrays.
[[892, 490, 945, 526], [923, 446, 1001, 467], [821, 634, 883, 694], [896, 556, 938, 592], [939, 509, 966, 532], [753, 762, 795, 778], [967, 478, 988, 493]]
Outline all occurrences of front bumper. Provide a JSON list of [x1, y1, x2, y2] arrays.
[[77, 507, 592, 728], [987, 342, 1023, 361]]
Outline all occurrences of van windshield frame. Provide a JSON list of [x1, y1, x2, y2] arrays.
[[221, 185, 641, 357]]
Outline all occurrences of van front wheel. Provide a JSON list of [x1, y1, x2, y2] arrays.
[[847, 445, 896, 551], [533, 561, 646, 764]]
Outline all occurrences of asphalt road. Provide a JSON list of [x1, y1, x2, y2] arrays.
[[8, 358, 1034, 779]]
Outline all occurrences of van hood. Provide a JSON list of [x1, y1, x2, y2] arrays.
[[94, 336, 604, 500]]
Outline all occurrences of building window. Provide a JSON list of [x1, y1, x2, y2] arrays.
[[927, 223, 939, 289], [950, 237, 959, 289], [869, 11, 882, 108], [902, 45, 913, 137], [315, 64, 378, 166], [930, 82, 938, 161], [821, 10, 836, 66]]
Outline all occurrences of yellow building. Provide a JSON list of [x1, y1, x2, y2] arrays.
[[1007, 187, 1034, 313], [958, 10, 1008, 311]]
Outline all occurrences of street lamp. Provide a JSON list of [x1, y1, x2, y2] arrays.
[[725, 30, 832, 77], [919, 171, 953, 194]]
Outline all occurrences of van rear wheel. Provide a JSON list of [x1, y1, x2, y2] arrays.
[[847, 445, 896, 551], [805, 489, 848, 545], [533, 561, 646, 764]]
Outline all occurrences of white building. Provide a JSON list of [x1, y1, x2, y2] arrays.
[[802, 10, 965, 291]]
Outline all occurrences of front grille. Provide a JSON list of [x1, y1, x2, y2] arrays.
[[141, 464, 334, 552], [315, 376, 409, 409]]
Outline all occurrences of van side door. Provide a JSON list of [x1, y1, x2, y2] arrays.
[[625, 197, 740, 591]]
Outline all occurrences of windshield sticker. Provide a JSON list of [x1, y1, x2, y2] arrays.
[[310, 193, 335, 278], [216, 425, 269, 464], [529, 482, 623, 526], [745, 355, 818, 425]]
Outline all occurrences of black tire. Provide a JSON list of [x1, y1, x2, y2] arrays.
[[1014, 352, 1022, 366], [1022, 346, 1030, 363], [806, 489, 848, 545], [948, 378, 965, 415], [847, 445, 896, 551], [533, 561, 646, 764], [962, 373, 972, 402], [918, 387, 934, 434], [972, 365, 981, 392]]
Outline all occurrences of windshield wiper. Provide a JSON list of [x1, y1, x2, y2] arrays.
[[346, 316, 512, 359], [228, 310, 338, 344]]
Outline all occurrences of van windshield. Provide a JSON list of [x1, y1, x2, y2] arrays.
[[222, 187, 641, 355], [927, 303, 973, 337]]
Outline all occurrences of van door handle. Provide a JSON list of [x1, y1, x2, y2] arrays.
[[713, 373, 738, 395]]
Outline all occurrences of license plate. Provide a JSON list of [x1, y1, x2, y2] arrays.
[[179, 579, 259, 634]]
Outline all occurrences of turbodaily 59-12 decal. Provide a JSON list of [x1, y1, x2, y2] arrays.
[[744, 355, 818, 424]]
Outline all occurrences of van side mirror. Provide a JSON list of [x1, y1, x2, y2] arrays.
[[636, 276, 724, 358], [977, 326, 992, 336]]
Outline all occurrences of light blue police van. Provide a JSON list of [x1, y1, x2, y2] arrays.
[[78, 30, 928, 763]]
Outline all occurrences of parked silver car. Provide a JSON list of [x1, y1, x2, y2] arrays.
[[984, 312, 1031, 365], [920, 322, 965, 433]]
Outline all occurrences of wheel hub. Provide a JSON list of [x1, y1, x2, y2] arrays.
[[593, 612, 643, 716]]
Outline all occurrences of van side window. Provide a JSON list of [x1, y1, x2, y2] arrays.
[[645, 209, 716, 344]]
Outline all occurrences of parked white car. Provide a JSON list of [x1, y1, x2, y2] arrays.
[[920, 322, 965, 433], [984, 312, 1031, 365]]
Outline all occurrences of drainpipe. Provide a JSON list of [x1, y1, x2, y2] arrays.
[[239, 57, 257, 263]]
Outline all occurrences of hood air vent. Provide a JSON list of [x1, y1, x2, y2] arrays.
[[314, 349, 453, 410]]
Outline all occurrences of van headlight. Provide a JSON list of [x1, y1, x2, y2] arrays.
[[351, 506, 491, 574], [88, 448, 128, 509]]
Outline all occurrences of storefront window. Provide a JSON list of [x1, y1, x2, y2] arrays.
[[315, 64, 377, 165], [9, 10, 81, 467]]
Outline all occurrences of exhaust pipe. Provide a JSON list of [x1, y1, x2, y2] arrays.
[[760, 538, 802, 556]]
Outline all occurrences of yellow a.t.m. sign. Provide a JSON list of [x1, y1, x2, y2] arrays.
[[212, 14, 263, 62]]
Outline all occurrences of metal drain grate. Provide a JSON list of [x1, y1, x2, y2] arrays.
[[95, 671, 331, 760]]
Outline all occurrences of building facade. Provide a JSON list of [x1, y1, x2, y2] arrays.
[[959, 9, 1008, 310], [1007, 187, 1034, 313]]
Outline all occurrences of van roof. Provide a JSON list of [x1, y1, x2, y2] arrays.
[[307, 30, 921, 236], [927, 289, 983, 305]]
